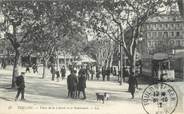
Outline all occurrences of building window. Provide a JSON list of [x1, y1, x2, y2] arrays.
[[177, 24, 179, 28], [171, 23, 174, 28], [171, 32, 174, 36], [153, 32, 157, 37], [164, 32, 168, 38], [155, 24, 157, 28], [148, 41, 152, 47], [148, 32, 151, 38], [150, 24, 153, 30], [176, 32, 180, 36], [165, 24, 168, 28], [147, 25, 150, 30], [0, 50, 3, 54], [158, 32, 162, 37]]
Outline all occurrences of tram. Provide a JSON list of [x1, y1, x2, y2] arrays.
[[142, 53, 175, 82]]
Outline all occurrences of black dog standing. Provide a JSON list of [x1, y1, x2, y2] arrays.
[[15, 72, 25, 101]]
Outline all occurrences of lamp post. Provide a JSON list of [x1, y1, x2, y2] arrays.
[[119, 42, 123, 85]]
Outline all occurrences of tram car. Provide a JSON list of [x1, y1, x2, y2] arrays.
[[142, 53, 175, 82]]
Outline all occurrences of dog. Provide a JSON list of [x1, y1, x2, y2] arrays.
[[96, 92, 111, 103], [104, 92, 110, 100]]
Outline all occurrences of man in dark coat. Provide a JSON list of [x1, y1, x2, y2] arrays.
[[128, 73, 138, 99], [90, 66, 95, 80], [32, 64, 38, 73], [96, 68, 100, 80], [61, 66, 66, 80], [15, 72, 25, 101], [102, 67, 106, 81], [77, 71, 87, 99], [67, 72, 72, 98], [106, 67, 111, 81], [78, 65, 86, 77], [51, 66, 55, 81], [67, 70, 78, 98], [71, 70, 78, 98], [56, 71, 60, 82]]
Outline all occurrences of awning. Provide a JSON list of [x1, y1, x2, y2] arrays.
[[79, 55, 96, 63], [73, 55, 96, 64]]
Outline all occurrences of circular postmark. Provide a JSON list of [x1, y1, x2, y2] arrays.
[[142, 83, 178, 114]]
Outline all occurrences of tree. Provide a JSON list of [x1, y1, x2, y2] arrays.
[[0, 1, 45, 88], [87, 0, 173, 75], [84, 36, 115, 69], [27, 1, 91, 79]]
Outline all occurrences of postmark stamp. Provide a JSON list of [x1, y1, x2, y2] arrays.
[[142, 83, 178, 114]]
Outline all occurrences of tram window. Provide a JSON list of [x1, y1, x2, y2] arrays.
[[161, 63, 168, 70]]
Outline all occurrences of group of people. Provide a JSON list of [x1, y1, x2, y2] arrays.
[[25, 64, 38, 73], [101, 67, 111, 81], [13, 64, 138, 101], [67, 67, 87, 99], [50, 66, 66, 81], [0, 59, 7, 69]]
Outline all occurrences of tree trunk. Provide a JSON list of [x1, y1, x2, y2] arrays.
[[11, 50, 20, 88], [56, 52, 60, 71], [42, 59, 46, 79], [129, 56, 135, 76], [64, 52, 67, 68], [109, 55, 113, 68]]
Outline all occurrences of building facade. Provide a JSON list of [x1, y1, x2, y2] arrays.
[[142, 12, 184, 54]]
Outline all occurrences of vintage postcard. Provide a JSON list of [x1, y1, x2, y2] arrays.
[[0, 0, 184, 114]]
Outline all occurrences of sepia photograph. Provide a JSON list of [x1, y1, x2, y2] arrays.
[[0, 0, 184, 114]]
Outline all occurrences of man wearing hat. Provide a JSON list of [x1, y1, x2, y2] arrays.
[[15, 72, 25, 101], [77, 70, 87, 99]]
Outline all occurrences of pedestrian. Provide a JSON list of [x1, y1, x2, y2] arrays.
[[113, 67, 117, 76], [61, 66, 66, 80], [77, 71, 87, 99], [72, 70, 78, 98], [32, 64, 38, 73], [67, 71, 72, 98], [102, 66, 106, 81], [86, 65, 90, 80], [96, 68, 100, 80], [90, 66, 95, 80], [1, 58, 6, 69], [67, 70, 78, 98], [78, 65, 86, 77], [128, 72, 138, 99], [35, 64, 38, 73], [106, 67, 111, 81], [15, 72, 26, 101], [51, 66, 55, 81], [25, 64, 30, 73], [56, 71, 60, 82]]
